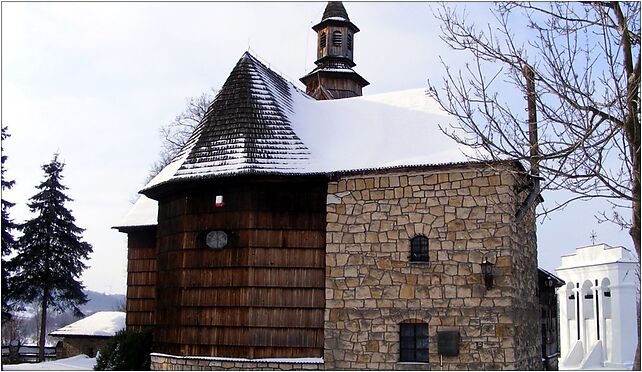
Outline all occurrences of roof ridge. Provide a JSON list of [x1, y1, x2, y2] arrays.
[[243, 50, 309, 98]]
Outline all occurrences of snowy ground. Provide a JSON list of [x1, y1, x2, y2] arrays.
[[3, 355, 96, 370]]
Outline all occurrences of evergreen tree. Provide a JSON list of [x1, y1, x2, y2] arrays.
[[1, 126, 16, 321], [8, 154, 93, 361]]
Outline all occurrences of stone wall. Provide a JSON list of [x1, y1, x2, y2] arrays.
[[324, 163, 541, 370], [151, 354, 323, 371], [57, 337, 111, 358]]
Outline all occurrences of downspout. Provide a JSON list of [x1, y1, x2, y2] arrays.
[[516, 63, 542, 221]]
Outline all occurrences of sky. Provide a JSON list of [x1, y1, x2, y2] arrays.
[[2, 1, 635, 295]]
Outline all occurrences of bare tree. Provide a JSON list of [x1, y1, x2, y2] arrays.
[[1, 315, 27, 346], [147, 90, 216, 181], [428, 1, 640, 368]]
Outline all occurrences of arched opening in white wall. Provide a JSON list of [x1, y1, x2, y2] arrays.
[[601, 278, 611, 319], [582, 280, 593, 319], [566, 282, 575, 320], [556, 243, 639, 370]]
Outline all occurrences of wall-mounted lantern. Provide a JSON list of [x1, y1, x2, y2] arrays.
[[481, 259, 494, 290]]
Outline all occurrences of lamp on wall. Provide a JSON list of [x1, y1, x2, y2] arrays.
[[481, 258, 494, 290]]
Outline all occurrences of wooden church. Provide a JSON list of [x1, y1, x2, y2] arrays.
[[116, 2, 549, 370]]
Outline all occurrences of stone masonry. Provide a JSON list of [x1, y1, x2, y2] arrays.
[[150, 354, 323, 371], [324, 162, 540, 370], [149, 161, 541, 371]]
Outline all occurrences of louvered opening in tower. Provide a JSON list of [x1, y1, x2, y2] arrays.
[[332, 30, 342, 47]]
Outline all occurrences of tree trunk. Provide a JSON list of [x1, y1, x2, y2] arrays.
[[38, 290, 47, 362]]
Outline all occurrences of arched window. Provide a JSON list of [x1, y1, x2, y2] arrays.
[[582, 280, 594, 319], [410, 235, 429, 262], [400, 321, 428, 362], [347, 33, 353, 50], [332, 30, 342, 47], [566, 282, 575, 320], [601, 278, 611, 318], [319, 32, 327, 49]]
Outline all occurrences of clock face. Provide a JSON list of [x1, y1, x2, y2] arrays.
[[206, 230, 228, 249]]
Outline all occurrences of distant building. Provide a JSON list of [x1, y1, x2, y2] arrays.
[[556, 243, 638, 370], [115, 2, 547, 370], [49, 311, 125, 358], [538, 268, 565, 370]]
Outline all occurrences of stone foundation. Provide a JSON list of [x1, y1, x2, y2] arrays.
[[151, 354, 324, 371]]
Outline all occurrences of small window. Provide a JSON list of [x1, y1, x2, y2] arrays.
[[410, 235, 429, 262], [319, 32, 327, 49], [400, 323, 429, 362], [332, 30, 342, 47], [347, 33, 353, 50]]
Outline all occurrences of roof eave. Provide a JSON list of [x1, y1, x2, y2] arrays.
[[300, 69, 370, 88], [312, 19, 360, 33]]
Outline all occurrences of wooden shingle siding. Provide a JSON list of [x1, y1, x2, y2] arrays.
[[125, 227, 157, 333], [154, 176, 326, 358]]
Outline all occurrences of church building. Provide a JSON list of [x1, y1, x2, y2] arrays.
[[116, 3, 543, 370]]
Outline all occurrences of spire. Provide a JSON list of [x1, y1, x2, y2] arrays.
[[321, 2, 350, 21], [300, 2, 369, 100]]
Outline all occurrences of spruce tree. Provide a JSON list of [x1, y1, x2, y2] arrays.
[[1, 126, 17, 321], [8, 154, 93, 361]]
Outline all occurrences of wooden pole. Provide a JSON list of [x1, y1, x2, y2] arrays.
[[516, 63, 542, 220], [524, 64, 540, 179]]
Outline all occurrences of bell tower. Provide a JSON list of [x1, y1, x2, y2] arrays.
[[300, 2, 369, 100]]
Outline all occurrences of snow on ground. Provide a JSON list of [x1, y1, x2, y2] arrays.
[[49, 311, 125, 337], [3, 355, 96, 370]]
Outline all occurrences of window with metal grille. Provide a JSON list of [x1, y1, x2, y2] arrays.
[[347, 33, 353, 50], [400, 323, 429, 362], [332, 30, 342, 47], [410, 235, 429, 262], [320, 32, 327, 49]]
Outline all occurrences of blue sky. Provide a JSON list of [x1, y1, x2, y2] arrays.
[[2, 2, 634, 294]]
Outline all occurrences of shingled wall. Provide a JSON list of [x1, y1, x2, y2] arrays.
[[323, 163, 541, 370]]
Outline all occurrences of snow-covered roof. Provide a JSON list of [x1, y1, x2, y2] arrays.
[[117, 52, 482, 228], [49, 311, 125, 338], [114, 195, 158, 230], [300, 59, 369, 90], [141, 52, 470, 193]]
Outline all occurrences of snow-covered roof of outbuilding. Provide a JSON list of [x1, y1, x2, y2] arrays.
[[49, 311, 125, 338], [140, 52, 472, 196]]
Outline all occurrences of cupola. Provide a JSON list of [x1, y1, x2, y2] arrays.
[[300, 2, 369, 100]]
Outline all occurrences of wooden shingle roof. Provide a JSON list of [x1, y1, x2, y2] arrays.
[[139, 54, 483, 199], [153, 52, 311, 187]]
